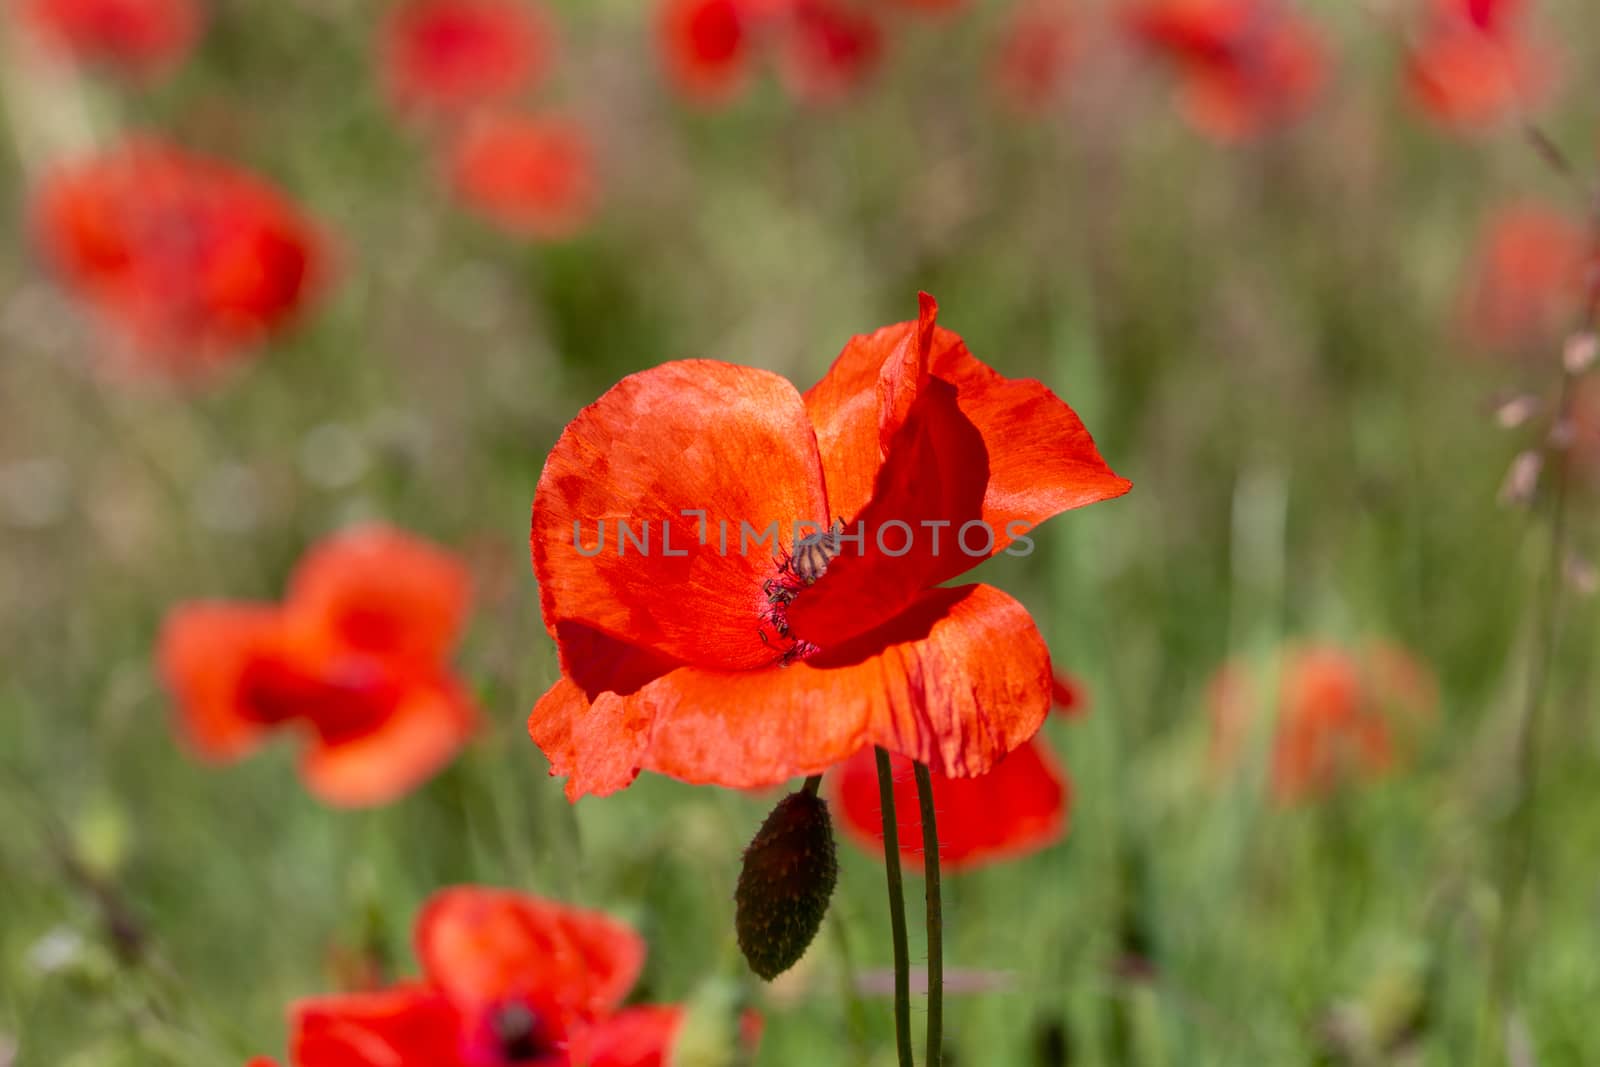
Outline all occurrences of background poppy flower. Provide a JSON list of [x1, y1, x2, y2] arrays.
[[1125, 0, 1328, 142], [1460, 202, 1588, 352], [833, 735, 1071, 871], [15, 0, 200, 75], [32, 138, 326, 377], [1207, 643, 1439, 803], [380, 0, 552, 118], [528, 294, 1130, 800], [658, 0, 754, 105], [446, 112, 599, 239], [1405, 0, 1553, 130], [158, 525, 477, 807], [777, 0, 884, 104], [991, 0, 1072, 114], [289, 887, 693, 1067]]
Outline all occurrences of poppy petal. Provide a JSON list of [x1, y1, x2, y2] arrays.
[[790, 310, 1130, 648], [447, 111, 599, 240], [659, 0, 752, 104], [157, 602, 283, 760], [568, 1005, 684, 1067], [832, 734, 1071, 872], [415, 887, 646, 1027], [532, 360, 829, 673], [286, 524, 471, 665], [291, 984, 459, 1067], [532, 582, 1050, 796], [299, 677, 478, 808]]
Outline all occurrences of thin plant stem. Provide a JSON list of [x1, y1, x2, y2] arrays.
[[803, 773, 824, 796], [875, 747, 915, 1067], [913, 763, 944, 1067]]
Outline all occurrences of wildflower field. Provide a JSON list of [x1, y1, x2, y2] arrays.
[[3, 0, 1600, 1064]]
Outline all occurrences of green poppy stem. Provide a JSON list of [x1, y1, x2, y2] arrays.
[[875, 747, 915, 1067], [802, 773, 823, 796], [913, 762, 943, 1067]]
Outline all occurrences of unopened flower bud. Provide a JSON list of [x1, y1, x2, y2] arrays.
[[735, 790, 838, 981]]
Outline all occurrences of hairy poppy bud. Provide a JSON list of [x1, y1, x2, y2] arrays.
[[735, 789, 838, 981]]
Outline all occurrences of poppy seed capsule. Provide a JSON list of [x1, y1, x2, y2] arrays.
[[735, 789, 838, 981], [791, 522, 843, 585]]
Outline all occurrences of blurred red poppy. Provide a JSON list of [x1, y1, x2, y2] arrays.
[[1051, 671, 1088, 718], [16, 0, 200, 74], [991, 0, 1072, 114], [32, 138, 326, 377], [1208, 643, 1438, 803], [288, 887, 710, 1067], [381, 0, 551, 117], [656, 0, 882, 106], [1460, 202, 1587, 352], [658, 0, 754, 104], [1405, 0, 1553, 130], [834, 733, 1071, 871], [445, 112, 599, 239], [528, 294, 1130, 800], [778, 0, 884, 103], [159, 525, 477, 807], [1125, 0, 1328, 142]]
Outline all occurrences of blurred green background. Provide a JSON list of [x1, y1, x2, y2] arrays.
[[3, 0, 1600, 1063]]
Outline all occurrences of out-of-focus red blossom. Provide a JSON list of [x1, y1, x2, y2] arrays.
[[32, 139, 326, 376], [778, 0, 883, 104], [991, 0, 1072, 113], [1208, 643, 1438, 803], [1460, 203, 1588, 351], [446, 112, 599, 240], [528, 294, 1130, 800], [656, 0, 883, 107], [1051, 671, 1087, 719], [381, 0, 551, 117], [1124, 0, 1328, 142], [158, 525, 478, 808], [16, 0, 200, 74], [1405, 0, 1553, 130], [833, 736, 1071, 871], [658, 0, 753, 104], [287, 887, 718, 1067], [245, 1059, 279, 1067]]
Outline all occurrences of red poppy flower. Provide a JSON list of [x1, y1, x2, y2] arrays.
[[1404, 0, 1553, 131], [381, 0, 551, 118], [991, 0, 1073, 114], [1460, 202, 1588, 352], [658, 0, 754, 104], [1051, 671, 1087, 719], [446, 112, 599, 239], [1208, 643, 1438, 803], [778, 0, 884, 104], [158, 525, 477, 807], [32, 138, 326, 377], [1125, 0, 1328, 142], [16, 0, 200, 74], [288, 887, 702, 1067], [528, 294, 1130, 800], [833, 734, 1070, 871]]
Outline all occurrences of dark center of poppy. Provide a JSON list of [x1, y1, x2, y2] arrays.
[[491, 1001, 555, 1063], [236, 653, 400, 742], [758, 524, 841, 666]]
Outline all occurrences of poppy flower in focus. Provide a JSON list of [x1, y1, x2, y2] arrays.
[[656, 0, 883, 106], [528, 294, 1130, 800], [1124, 0, 1328, 142], [381, 0, 551, 118], [1404, 0, 1553, 130], [1460, 202, 1588, 352], [158, 525, 477, 807], [32, 138, 326, 377], [991, 0, 1073, 114], [1208, 643, 1438, 803], [832, 675, 1086, 871], [288, 886, 713, 1067], [446, 112, 599, 239], [16, 0, 200, 74]]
